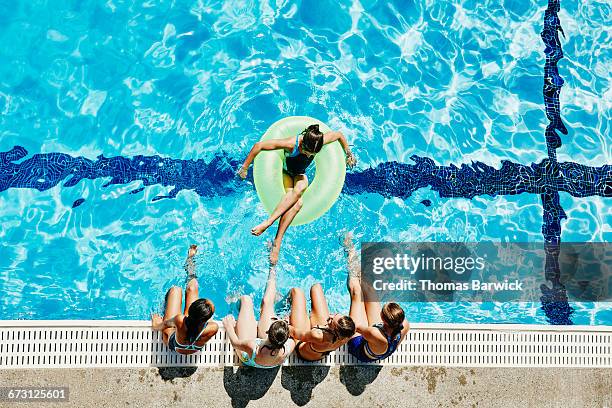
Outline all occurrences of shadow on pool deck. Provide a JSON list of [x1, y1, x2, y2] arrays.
[[280, 366, 331, 406], [223, 366, 281, 408], [219, 366, 382, 408], [280, 365, 382, 404], [157, 366, 198, 381], [339, 365, 383, 395], [219, 364, 383, 406]]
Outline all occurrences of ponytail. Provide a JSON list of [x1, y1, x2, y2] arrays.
[[263, 320, 289, 356], [301, 124, 324, 154], [185, 298, 214, 342]]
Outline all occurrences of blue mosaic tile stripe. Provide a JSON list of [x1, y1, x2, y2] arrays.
[[0, 146, 245, 201], [539, 0, 572, 325], [343, 158, 611, 200], [1, 147, 609, 206], [541, 0, 568, 158]]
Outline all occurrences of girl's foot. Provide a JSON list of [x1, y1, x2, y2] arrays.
[[269, 242, 280, 266], [251, 220, 271, 236], [342, 232, 354, 251]]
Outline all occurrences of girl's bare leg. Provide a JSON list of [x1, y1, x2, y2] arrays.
[[343, 233, 368, 331], [363, 284, 383, 326], [269, 175, 308, 265], [348, 277, 368, 330], [252, 174, 307, 236], [184, 244, 198, 278], [270, 199, 302, 265], [345, 234, 383, 326], [258, 267, 278, 337], [183, 278, 199, 315], [309, 283, 330, 327], [289, 287, 310, 332], [162, 286, 183, 344], [236, 295, 257, 341]]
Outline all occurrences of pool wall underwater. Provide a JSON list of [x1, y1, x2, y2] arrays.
[[0, 0, 610, 325]]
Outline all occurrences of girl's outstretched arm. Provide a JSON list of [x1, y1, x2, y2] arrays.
[[323, 131, 356, 167], [356, 326, 384, 344], [237, 138, 294, 179]]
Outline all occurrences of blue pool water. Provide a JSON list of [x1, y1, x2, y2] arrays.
[[0, 0, 610, 324]]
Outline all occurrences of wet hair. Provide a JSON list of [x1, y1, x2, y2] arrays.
[[335, 316, 356, 340], [263, 320, 290, 356], [184, 298, 214, 342], [300, 124, 324, 154], [382, 303, 405, 336]]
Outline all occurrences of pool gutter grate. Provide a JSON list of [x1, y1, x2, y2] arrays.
[[0, 321, 610, 368]]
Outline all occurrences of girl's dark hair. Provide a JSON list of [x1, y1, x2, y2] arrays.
[[185, 298, 214, 342], [300, 124, 324, 154], [263, 320, 289, 356], [382, 303, 405, 337], [336, 316, 356, 339]]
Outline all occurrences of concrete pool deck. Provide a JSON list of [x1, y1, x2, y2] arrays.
[[1, 366, 610, 407]]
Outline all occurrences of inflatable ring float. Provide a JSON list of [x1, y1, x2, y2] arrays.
[[253, 116, 346, 226]]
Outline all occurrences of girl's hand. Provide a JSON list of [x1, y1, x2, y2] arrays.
[[346, 151, 357, 168], [222, 315, 236, 330], [236, 166, 248, 179], [151, 313, 163, 330]]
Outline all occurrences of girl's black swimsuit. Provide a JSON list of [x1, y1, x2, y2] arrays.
[[284, 133, 314, 176]]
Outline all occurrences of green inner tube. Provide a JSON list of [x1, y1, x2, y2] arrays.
[[253, 116, 346, 226]]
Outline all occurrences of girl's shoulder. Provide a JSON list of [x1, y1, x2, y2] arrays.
[[401, 320, 410, 335], [322, 130, 342, 143], [364, 325, 388, 344], [279, 136, 297, 150], [282, 338, 297, 355], [193, 321, 219, 347], [173, 314, 186, 328], [260, 137, 295, 151], [203, 321, 219, 337]]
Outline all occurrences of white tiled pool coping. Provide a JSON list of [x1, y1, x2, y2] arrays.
[[1, 321, 610, 369]]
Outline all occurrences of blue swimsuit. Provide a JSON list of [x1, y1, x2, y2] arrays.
[[284, 134, 314, 176], [168, 322, 208, 353], [348, 323, 401, 362], [240, 338, 283, 369]]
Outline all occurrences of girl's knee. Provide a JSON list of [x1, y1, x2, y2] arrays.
[[310, 283, 323, 296], [295, 181, 308, 195], [186, 279, 199, 292], [260, 292, 274, 308], [290, 287, 305, 299], [167, 286, 182, 298], [294, 198, 304, 210], [348, 281, 362, 300], [239, 295, 253, 307]]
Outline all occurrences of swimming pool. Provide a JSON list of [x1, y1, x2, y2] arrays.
[[0, 0, 609, 325]]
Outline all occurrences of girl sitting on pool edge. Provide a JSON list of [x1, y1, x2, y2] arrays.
[[343, 233, 410, 362], [151, 245, 219, 354], [223, 266, 295, 368], [237, 124, 356, 265]]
